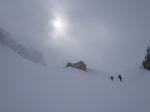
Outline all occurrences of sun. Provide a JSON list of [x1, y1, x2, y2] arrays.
[[53, 18, 65, 30], [50, 17, 68, 39], [53, 18, 63, 29]]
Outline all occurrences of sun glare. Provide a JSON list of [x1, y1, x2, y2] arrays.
[[51, 17, 67, 39], [53, 18, 65, 30], [53, 18, 63, 29]]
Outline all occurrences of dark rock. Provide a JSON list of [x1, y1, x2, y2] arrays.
[[66, 61, 87, 72], [143, 46, 150, 70], [143, 61, 150, 70]]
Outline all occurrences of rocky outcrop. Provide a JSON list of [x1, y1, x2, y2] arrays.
[[143, 46, 150, 70], [66, 61, 87, 72]]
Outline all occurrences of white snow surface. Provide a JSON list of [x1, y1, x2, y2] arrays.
[[0, 47, 150, 112]]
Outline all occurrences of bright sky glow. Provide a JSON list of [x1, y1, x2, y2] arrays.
[[51, 17, 67, 39], [53, 18, 64, 29]]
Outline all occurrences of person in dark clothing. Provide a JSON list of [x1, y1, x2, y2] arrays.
[[118, 75, 122, 82], [110, 76, 114, 81]]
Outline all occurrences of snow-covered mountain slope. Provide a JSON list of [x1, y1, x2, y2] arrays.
[[0, 47, 150, 112], [0, 28, 46, 66]]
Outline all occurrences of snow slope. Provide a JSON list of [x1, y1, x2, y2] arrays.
[[0, 47, 150, 112]]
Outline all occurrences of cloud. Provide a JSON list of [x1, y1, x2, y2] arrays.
[[0, 0, 150, 71]]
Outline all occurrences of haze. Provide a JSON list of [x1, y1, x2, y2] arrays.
[[0, 0, 150, 72]]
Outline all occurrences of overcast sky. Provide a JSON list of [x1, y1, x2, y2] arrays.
[[0, 0, 150, 72]]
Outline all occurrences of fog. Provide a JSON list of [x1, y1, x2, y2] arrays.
[[0, 0, 150, 72]]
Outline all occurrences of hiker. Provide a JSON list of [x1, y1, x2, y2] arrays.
[[110, 76, 114, 81], [118, 75, 122, 82]]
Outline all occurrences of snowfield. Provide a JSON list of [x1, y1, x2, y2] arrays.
[[0, 47, 150, 112]]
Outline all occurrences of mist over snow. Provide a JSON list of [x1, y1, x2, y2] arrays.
[[1, 42, 150, 112], [0, 0, 150, 112], [0, 0, 150, 71], [0, 28, 46, 66]]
